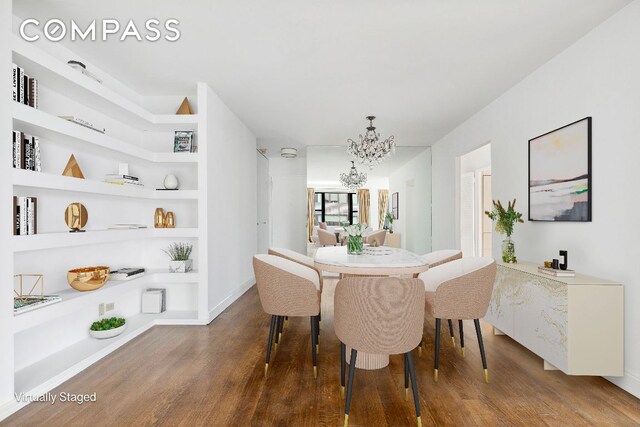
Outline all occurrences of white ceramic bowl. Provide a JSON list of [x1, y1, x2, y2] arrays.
[[89, 323, 126, 339]]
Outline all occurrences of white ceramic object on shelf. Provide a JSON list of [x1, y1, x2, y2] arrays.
[[169, 259, 193, 273], [163, 174, 179, 190], [89, 323, 126, 340]]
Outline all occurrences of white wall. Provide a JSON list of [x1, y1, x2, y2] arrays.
[[269, 157, 307, 253], [389, 148, 432, 254], [431, 1, 640, 396], [205, 85, 257, 318]]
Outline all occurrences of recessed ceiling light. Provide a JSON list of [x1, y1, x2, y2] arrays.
[[280, 147, 297, 158]]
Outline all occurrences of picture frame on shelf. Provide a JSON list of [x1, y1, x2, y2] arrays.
[[174, 130, 194, 153], [528, 117, 592, 222]]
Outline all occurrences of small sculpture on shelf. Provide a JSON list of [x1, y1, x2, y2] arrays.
[[62, 154, 85, 179], [65, 202, 88, 232], [164, 211, 176, 228], [176, 97, 193, 115], [154, 208, 165, 228], [13, 274, 61, 314], [163, 174, 179, 190]]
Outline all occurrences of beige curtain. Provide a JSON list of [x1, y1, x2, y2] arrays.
[[307, 188, 315, 243], [378, 189, 389, 229], [357, 189, 370, 226]]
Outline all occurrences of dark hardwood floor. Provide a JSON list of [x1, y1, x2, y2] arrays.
[[4, 279, 640, 426]]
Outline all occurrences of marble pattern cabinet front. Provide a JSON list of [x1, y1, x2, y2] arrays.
[[485, 262, 623, 376]]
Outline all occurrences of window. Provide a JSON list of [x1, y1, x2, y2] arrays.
[[314, 192, 358, 226]]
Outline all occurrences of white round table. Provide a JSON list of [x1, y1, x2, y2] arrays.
[[314, 246, 428, 370]]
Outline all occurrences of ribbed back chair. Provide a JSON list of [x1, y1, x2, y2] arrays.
[[417, 249, 463, 350], [418, 257, 497, 383], [253, 255, 321, 379], [318, 228, 338, 246], [334, 277, 425, 427], [364, 229, 387, 246], [268, 247, 324, 331]]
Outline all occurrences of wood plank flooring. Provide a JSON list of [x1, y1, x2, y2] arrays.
[[4, 278, 640, 426]]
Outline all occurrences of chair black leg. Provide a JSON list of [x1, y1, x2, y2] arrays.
[[274, 316, 283, 349], [474, 319, 489, 383], [315, 315, 320, 354], [310, 316, 318, 379], [406, 351, 422, 427], [404, 353, 409, 401], [448, 319, 455, 347], [458, 320, 465, 357], [278, 315, 284, 342], [265, 315, 276, 377], [434, 318, 441, 382], [345, 349, 357, 426], [340, 342, 346, 397]]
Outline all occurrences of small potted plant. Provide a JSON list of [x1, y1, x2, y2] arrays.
[[89, 317, 126, 339], [164, 242, 194, 273], [385, 212, 394, 233], [343, 223, 367, 255], [485, 199, 524, 263]]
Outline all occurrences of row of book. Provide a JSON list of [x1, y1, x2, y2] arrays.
[[12, 64, 39, 109], [12, 131, 41, 171], [104, 173, 144, 187], [13, 196, 38, 236]]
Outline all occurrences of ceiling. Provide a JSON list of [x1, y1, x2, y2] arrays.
[[14, 0, 630, 156]]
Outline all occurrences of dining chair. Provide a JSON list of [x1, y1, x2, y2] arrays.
[[334, 276, 425, 427], [418, 257, 497, 383], [253, 254, 321, 379], [364, 229, 387, 246], [417, 249, 463, 350], [268, 247, 323, 336], [318, 228, 339, 246]]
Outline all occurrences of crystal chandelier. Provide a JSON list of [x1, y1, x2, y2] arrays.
[[339, 161, 367, 190], [347, 116, 395, 169]]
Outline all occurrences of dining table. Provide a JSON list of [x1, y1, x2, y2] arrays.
[[314, 245, 429, 369]]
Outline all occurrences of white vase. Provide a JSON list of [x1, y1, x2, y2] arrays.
[[163, 174, 179, 190], [169, 259, 193, 273]]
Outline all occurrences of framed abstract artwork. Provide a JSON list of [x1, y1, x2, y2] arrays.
[[392, 192, 399, 220], [528, 117, 592, 222]]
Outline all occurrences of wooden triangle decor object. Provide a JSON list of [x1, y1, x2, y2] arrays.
[[176, 97, 193, 115], [62, 154, 85, 179]]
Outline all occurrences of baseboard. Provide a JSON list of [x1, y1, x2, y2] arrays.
[[605, 370, 640, 398], [0, 399, 28, 423], [208, 277, 255, 323]]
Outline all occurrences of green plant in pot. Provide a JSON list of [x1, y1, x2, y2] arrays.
[[485, 199, 524, 263], [89, 317, 126, 339], [164, 242, 193, 273], [385, 212, 394, 233]]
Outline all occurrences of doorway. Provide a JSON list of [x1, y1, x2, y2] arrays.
[[459, 143, 491, 257]]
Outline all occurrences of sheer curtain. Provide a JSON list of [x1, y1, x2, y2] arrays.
[[307, 188, 315, 243], [378, 189, 389, 229], [357, 189, 370, 226]]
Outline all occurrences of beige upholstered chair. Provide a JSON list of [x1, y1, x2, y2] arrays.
[[418, 249, 463, 348], [335, 277, 425, 427], [253, 254, 321, 379], [318, 228, 338, 246], [364, 229, 387, 246], [419, 257, 497, 383]]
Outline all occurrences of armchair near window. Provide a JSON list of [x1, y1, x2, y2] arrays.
[[318, 228, 339, 246]]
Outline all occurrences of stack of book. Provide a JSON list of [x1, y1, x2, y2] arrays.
[[537, 266, 576, 277], [104, 173, 144, 187], [12, 64, 39, 109], [13, 196, 38, 235], [110, 268, 145, 281], [12, 131, 41, 172]]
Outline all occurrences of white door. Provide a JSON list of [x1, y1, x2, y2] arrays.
[[256, 152, 270, 254]]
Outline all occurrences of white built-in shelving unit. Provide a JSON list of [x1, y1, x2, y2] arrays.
[[3, 28, 210, 409]]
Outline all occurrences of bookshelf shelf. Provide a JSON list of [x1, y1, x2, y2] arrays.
[[14, 310, 201, 395], [12, 169, 199, 200], [11, 228, 200, 252], [12, 103, 199, 163], [13, 270, 200, 333]]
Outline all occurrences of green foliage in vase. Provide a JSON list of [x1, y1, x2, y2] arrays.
[[485, 199, 524, 237], [90, 317, 125, 331], [163, 242, 193, 261]]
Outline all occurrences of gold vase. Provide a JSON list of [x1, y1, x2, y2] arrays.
[[164, 211, 176, 228], [154, 208, 165, 228]]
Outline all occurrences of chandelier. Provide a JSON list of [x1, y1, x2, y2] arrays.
[[347, 115, 395, 169], [339, 161, 367, 190]]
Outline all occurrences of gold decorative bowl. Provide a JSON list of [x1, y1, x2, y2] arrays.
[[67, 266, 110, 291]]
